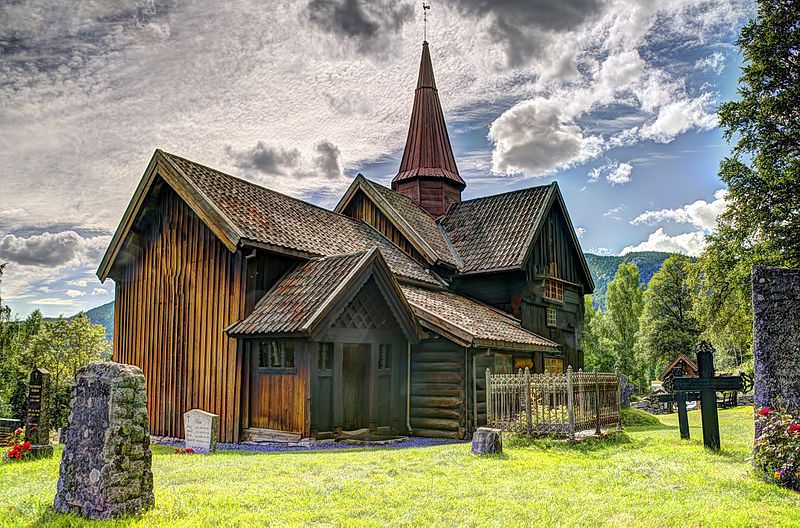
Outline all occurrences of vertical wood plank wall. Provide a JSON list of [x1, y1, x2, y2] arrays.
[[246, 341, 310, 435], [113, 184, 244, 443], [343, 192, 427, 266]]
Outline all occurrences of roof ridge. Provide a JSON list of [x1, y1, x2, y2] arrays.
[[449, 182, 554, 207], [158, 149, 359, 223]]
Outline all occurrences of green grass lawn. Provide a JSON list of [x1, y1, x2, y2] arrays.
[[2, 406, 799, 527]]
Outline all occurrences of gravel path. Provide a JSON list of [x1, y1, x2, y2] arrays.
[[153, 436, 467, 453]]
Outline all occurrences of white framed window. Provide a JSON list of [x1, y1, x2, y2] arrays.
[[546, 307, 557, 328]]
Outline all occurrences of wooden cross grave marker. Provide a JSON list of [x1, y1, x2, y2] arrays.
[[665, 341, 750, 451]]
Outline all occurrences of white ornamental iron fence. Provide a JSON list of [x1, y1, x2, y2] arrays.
[[485, 366, 622, 440]]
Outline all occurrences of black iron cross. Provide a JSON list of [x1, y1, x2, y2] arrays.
[[669, 341, 748, 451]]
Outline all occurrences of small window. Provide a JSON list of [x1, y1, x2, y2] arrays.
[[378, 344, 392, 370], [543, 279, 564, 303], [514, 355, 533, 371], [546, 307, 557, 328], [494, 353, 513, 374], [544, 357, 564, 374], [258, 341, 295, 372], [318, 342, 333, 371]]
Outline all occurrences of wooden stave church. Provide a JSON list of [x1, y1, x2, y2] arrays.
[[97, 41, 594, 444]]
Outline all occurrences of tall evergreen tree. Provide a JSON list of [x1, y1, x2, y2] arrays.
[[716, 0, 800, 264], [636, 255, 700, 386], [602, 263, 644, 378], [694, 0, 798, 360]]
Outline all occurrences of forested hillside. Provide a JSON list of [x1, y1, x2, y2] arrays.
[[82, 301, 114, 341], [584, 252, 683, 308]]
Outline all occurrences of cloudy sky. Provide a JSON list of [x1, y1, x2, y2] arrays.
[[1, 0, 752, 317]]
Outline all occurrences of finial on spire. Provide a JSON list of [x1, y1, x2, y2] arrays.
[[422, 1, 430, 42]]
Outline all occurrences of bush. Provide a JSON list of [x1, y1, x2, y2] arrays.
[[9, 379, 27, 421], [51, 384, 73, 431], [621, 407, 662, 428], [754, 402, 800, 491]]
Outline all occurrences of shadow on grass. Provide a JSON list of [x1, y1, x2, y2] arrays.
[[503, 431, 635, 453]]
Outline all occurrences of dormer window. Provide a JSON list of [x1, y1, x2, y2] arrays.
[[543, 279, 564, 303]]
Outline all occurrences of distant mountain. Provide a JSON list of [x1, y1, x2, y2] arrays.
[[584, 251, 686, 309]]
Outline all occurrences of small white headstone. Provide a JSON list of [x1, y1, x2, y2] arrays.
[[183, 409, 218, 454]]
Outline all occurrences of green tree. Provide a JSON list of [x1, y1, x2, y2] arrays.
[[635, 255, 700, 386], [693, 1, 798, 362], [582, 295, 613, 372], [716, 0, 800, 265], [602, 263, 644, 379]]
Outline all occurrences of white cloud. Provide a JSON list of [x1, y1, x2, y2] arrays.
[[621, 228, 707, 256], [489, 98, 603, 175], [604, 205, 625, 220], [65, 289, 85, 298], [606, 163, 632, 185], [631, 189, 727, 230], [695, 52, 726, 75], [91, 288, 109, 296], [68, 278, 89, 287], [575, 227, 586, 238], [639, 93, 718, 143]]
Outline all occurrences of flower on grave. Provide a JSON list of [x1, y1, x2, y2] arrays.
[[754, 400, 799, 492], [13, 428, 23, 435], [21, 441, 30, 450], [789, 424, 800, 434], [759, 407, 771, 416], [774, 470, 783, 480]]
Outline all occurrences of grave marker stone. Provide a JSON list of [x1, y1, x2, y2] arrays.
[[25, 368, 53, 458], [752, 266, 800, 435], [54, 362, 154, 519], [471, 427, 502, 455], [183, 409, 219, 454]]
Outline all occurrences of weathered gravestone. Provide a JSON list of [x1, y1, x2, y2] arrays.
[[183, 409, 218, 454], [0, 418, 21, 445], [752, 266, 800, 436], [25, 368, 53, 458], [54, 362, 154, 519], [471, 427, 502, 455]]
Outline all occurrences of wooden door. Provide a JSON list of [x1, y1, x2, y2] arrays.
[[342, 344, 370, 430]]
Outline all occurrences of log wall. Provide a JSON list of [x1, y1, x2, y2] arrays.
[[409, 338, 467, 439], [113, 183, 245, 443]]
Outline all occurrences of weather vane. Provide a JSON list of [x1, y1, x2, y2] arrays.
[[423, 1, 430, 42]]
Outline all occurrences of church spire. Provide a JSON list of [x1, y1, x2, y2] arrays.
[[392, 40, 465, 218]]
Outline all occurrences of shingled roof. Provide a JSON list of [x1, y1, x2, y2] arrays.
[[227, 248, 418, 339], [335, 175, 459, 268], [97, 150, 441, 286], [392, 42, 464, 189], [440, 184, 554, 274], [401, 285, 559, 352]]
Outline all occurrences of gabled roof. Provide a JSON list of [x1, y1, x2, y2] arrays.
[[335, 175, 459, 268], [440, 182, 594, 290], [392, 42, 464, 189], [400, 285, 559, 352], [659, 355, 699, 381], [97, 150, 441, 286], [226, 247, 418, 341]]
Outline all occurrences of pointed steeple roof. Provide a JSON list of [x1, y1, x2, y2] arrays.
[[392, 41, 465, 190]]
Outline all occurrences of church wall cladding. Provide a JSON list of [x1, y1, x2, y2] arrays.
[[451, 206, 586, 372], [113, 182, 246, 443], [409, 338, 468, 439], [241, 339, 311, 435], [343, 191, 428, 266]]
